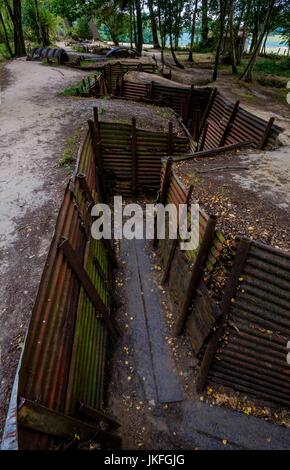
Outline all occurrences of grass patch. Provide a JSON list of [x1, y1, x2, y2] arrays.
[[0, 43, 10, 62], [59, 136, 78, 167], [60, 73, 100, 97], [254, 58, 290, 78]]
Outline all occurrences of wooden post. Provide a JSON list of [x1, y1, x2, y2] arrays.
[[175, 214, 217, 336], [258, 117, 275, 150], [131, 117, 138, 197], [119, 75, 124, 97], [18, 398, 121, 449], [59, 238, 120, 339], [154, 157, 173, 247], [168, 121, 174, 156], [199, 88, 217, 135], [186, 84, 195, 124], [149, 81, 154, 100], [88, 114, 105, 202], [161, 185, 194, 285], [160, 157, 173, 205], [198, 121, 209, 152], [219, 101, 240, 147], [196, 238, 251, 392], [76, 173, 95, 208]]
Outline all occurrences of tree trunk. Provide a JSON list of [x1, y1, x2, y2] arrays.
[[13, 0, 26, 56], [148, 0, 160, 49], [0, 11, 13, 57], [34, 0, 44, 45], [135, 0, 143, 54], [229, 0, 238, 74], [201, 0, 209, 48], [240, 0, 275, 82], [169, 28, 184, 68], [4, 0, 26, 56], [213, 0, 227, 81], [188, 0, 198, 62]]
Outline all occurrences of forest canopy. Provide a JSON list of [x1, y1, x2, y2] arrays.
[[0, 0, 289, 81]]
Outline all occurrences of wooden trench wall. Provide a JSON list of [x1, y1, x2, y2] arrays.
[[2, 111, 191, 450], [2, 123, 121, 451], [2, 62, 287, 449], [158, 159, 290, 409]]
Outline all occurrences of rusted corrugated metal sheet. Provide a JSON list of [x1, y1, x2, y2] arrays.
[[200, 238, 290, 407], [99, 121, 189, 196], [159, 164, 222, 346], [198, 91, 282, 150], [4, 126, 116, 449]]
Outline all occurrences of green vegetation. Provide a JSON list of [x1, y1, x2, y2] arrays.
[[254, 58, 290, 78], [59, 136, 77, 166]]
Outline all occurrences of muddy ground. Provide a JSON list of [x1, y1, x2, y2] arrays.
[[0, 59, 180, 441]]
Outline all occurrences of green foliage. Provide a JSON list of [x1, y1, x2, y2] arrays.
[[22, 0, 58, 45], [68, 16, 92, 40], [254, 57, 290, 78], [59, 136, 77, 166]]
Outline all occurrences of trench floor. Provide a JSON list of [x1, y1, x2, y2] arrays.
[[108, 237, 290, 450]]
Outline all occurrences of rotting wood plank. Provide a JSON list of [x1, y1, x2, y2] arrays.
[[175, 215, 217, 336], [18, 398, 121, 449]]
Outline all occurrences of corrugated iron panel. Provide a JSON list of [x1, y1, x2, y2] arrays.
[[209, 239, 290, 407], [6, 126, 114, 449]]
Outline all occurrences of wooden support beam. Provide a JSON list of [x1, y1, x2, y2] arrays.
[[88, 118, 105, 202], [154, 157, 173, 247], [161, 185, 194, 285], [131, 117, 138, 196], [196, 238, 251, 392], [219, 101, 240, 147], [18, 398, 121, 449], [199, 88, 217, 135], [186, 84, 195, 124], [258, 117, 275, 150], [59, 238, 120, 339], [77, 402, 121, 430], [175, 140, 254, 162], [76, 173, 95, 208], [160, 157, 173, 205], [198, 121, 209, 152], [168, 121, 174, 155], [175, 214, 217, 336]]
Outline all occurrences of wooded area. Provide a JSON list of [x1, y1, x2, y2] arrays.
[[0, 0, 290, 81]]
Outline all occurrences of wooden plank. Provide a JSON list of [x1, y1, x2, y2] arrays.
[[59, 238, 120, 339], [175, 215, 217, 336], [258, 117, 275, 150], [76, 173, 95, 208], [196, 238, 252, 392], [78, 402, 121, 430], [161, 185, 194, 285], [18, 398, 121, 449], [219, 100, 240, 147], [131, 117, 138, 196]]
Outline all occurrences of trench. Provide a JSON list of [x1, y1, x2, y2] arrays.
[[2, 59, 290, 451]]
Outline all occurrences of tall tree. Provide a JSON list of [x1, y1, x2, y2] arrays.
[[201, 0, 209, 47], [229, 0, 238, 74], [0, 7, 13, 57], [4, 0, 26, 56], [148, 0, 160, 48], [135, 0, 143, 53], [188, 0, 198, 62], [213, 0, 227, 81], [240, 0, 275, 81]]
